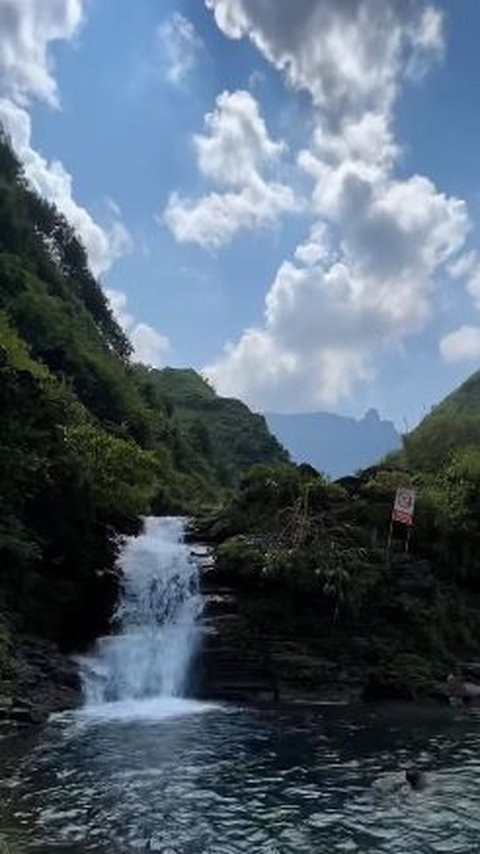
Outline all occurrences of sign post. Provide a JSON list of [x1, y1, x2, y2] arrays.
[[387, 488, 416, 560], [392, 488, 416, 527]]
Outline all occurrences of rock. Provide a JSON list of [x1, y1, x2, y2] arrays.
[[0, 635, 83, 729], [196, 555, 363, 706]]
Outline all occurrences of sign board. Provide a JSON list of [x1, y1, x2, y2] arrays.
[[392, 488, 415, 526]]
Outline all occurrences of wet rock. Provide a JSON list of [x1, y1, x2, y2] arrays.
[[0, 636, 82, 729], [196, 554, 363, 707]]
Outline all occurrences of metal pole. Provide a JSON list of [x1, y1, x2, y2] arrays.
[[386, 515, 394, 565], [405, 525, 412, 554]]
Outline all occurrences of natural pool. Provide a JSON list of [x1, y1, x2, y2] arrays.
[[1, 700, 480, 853], [1, 517, 477, 853]]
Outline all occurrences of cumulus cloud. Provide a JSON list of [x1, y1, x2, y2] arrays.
[[105, 288, 133, 332], [157, 13, 203, 86], [0, 0, 131, 276], [0, 100, 132, 276], [204, 0, 473, 410], [208, 170, 467, 409], [206, 294, 374, 412], [205, 0, 443, 118], [447, 250, 478, 281], [165, 183, 297, 250], [467, 270, 480, 309], [440, 326, 480, 364], [207, 164, 467, 408], [131, 324, 171, 367], [0, 0, 83, 106], [164, 89, 299, 248], [106, 289, 171, 368], [445, 249, 480, 310], [194, 89, 286, 184], [439, 248, 480, 360], [294, 222, 333, 267]]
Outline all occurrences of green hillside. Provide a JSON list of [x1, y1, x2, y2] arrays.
[[135, 366, 289, 487], [197, 368, 480, 700], [0, 130, 287, 652], [401, 371, 480, 470]]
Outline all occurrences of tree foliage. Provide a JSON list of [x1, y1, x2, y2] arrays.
[[0, 131, 287, 649]]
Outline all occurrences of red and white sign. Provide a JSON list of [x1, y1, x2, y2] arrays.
[[392, 488, 415, 526]]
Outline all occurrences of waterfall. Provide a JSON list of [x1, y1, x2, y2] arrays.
[[81, 517, 204, 712]]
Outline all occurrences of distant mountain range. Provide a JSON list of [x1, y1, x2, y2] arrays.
[[265, 409, 401, 479]]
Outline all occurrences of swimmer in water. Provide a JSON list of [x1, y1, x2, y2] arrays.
[[405, 768, 427, 791], [373, 767, 428, 795]]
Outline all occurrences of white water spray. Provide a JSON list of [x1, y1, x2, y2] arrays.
[[81, 517, 204, 712]]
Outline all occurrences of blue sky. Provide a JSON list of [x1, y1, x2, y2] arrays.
[[2, 0, 480, 429]]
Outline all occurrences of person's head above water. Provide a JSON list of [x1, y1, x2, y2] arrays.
[[405, 768, 426, 790]]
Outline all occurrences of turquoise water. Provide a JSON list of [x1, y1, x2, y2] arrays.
[[1, 701, 480, 852]]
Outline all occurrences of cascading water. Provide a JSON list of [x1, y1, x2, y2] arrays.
[[80, 517, 205, 716]]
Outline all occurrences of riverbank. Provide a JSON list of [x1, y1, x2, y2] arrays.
[[0, 504, 472, 736], [195, 542, 457, 707], [190, 457, 480, 705]]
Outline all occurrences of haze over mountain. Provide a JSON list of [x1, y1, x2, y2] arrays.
[[265, 409, 401, 478]]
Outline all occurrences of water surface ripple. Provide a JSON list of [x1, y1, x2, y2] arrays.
[[2, 703, 480, 853]]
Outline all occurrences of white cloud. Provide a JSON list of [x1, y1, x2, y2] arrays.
[[302, 112, 400, 202], [465, 264, 480, 310], [204, 0, 472, 410], [248, 69, 266, 92], [105, 196, 122, 218], [294, 222, 333, 267], [106, 289, 171, 368], [207, 310, 374, 413], [131, 324, 171, 367], [205, 0, 443, 117], [406, 6, 444, 80], [0, 0, 84, 106], [447, 250, 478, 280], [105, 288, 133, 332], [444, 249, 480, 311], [0, 1, 131, 277], [265, 174, 469, 353], [164, 89, 299, 248], [207, 170, 467, 408], [165, 183, 296, 250], [208, 170, 467, 407], [157, 12, 203, 87], [441, 250, 480, 338], [440, 326, 480, 364], [0, 100, 132, 276], [194, 90, 285, 185]]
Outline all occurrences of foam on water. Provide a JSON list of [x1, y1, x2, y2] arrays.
[[79, 517, 206, 719], [76, 696, 216, 723]]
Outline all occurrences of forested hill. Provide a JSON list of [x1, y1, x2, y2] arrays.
[[0, 130, 286, 652], [403, 370, 480, 470], [136, 367, 288, 485], [196, 365, 480, 702]]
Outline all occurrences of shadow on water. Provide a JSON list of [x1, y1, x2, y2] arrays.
[[1, 702, 480, 853]]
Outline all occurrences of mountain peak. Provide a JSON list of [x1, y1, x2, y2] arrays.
[[265, 410, 400, 478], [363, 408, 381, 423]]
